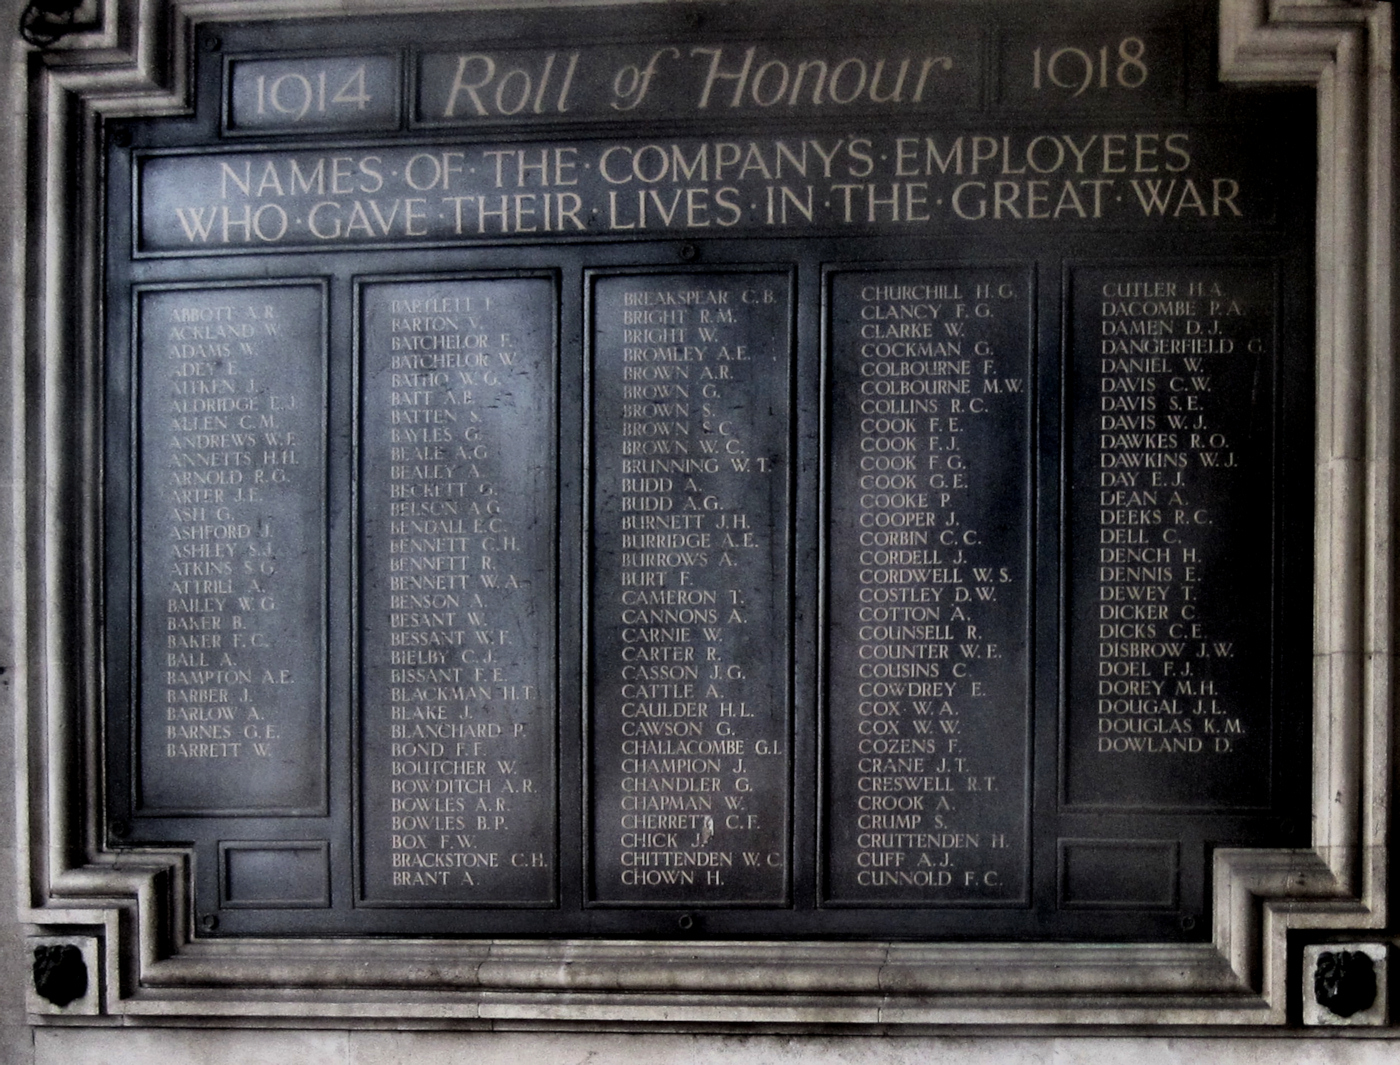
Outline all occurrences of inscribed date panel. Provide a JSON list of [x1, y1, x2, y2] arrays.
[[995, 31, 1184, 110], [227, 55, 401, 134], [589, 271, 792, 905], [824, 267, 1033, 904], [359, 276, 557, 905], [137, 283, 326, 814], [1065, 264, 1276, 808]]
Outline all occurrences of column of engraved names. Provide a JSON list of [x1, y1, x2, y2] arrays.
[[139, 285, 325, 813], [825, 269, 1030, 903], [591, 272, 791, 904], [360, 278, 556, 903], [1067, 267, 1275, 807]]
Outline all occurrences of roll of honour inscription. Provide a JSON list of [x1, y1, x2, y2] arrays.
[[590, 272, 792, 904], [1067, 266, 1276, 808], [139, 284, 326, 813], [359, 277, 557, 903], [826, 269, 1032, 903]]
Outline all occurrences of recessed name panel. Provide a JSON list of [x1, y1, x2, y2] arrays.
[[824, 266, 1033, 905], [137, 282, 327, 815], [588, 270, 793, 906], [1064, 263, 1278, 809], [358, 275, 558, 904]]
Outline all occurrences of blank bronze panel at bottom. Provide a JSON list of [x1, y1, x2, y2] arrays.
[[219, 841, 331, 908], [1058, 840, 1179, 909], [588, 270, 793, 906]]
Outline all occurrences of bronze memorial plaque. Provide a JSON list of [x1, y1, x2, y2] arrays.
[[103, 0, 1314, 938]]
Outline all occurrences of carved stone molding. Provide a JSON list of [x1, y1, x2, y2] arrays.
[[12, 0, 1394, 1027]]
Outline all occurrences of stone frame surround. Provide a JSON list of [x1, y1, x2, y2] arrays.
[[9, 0, 1394, 1029]]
